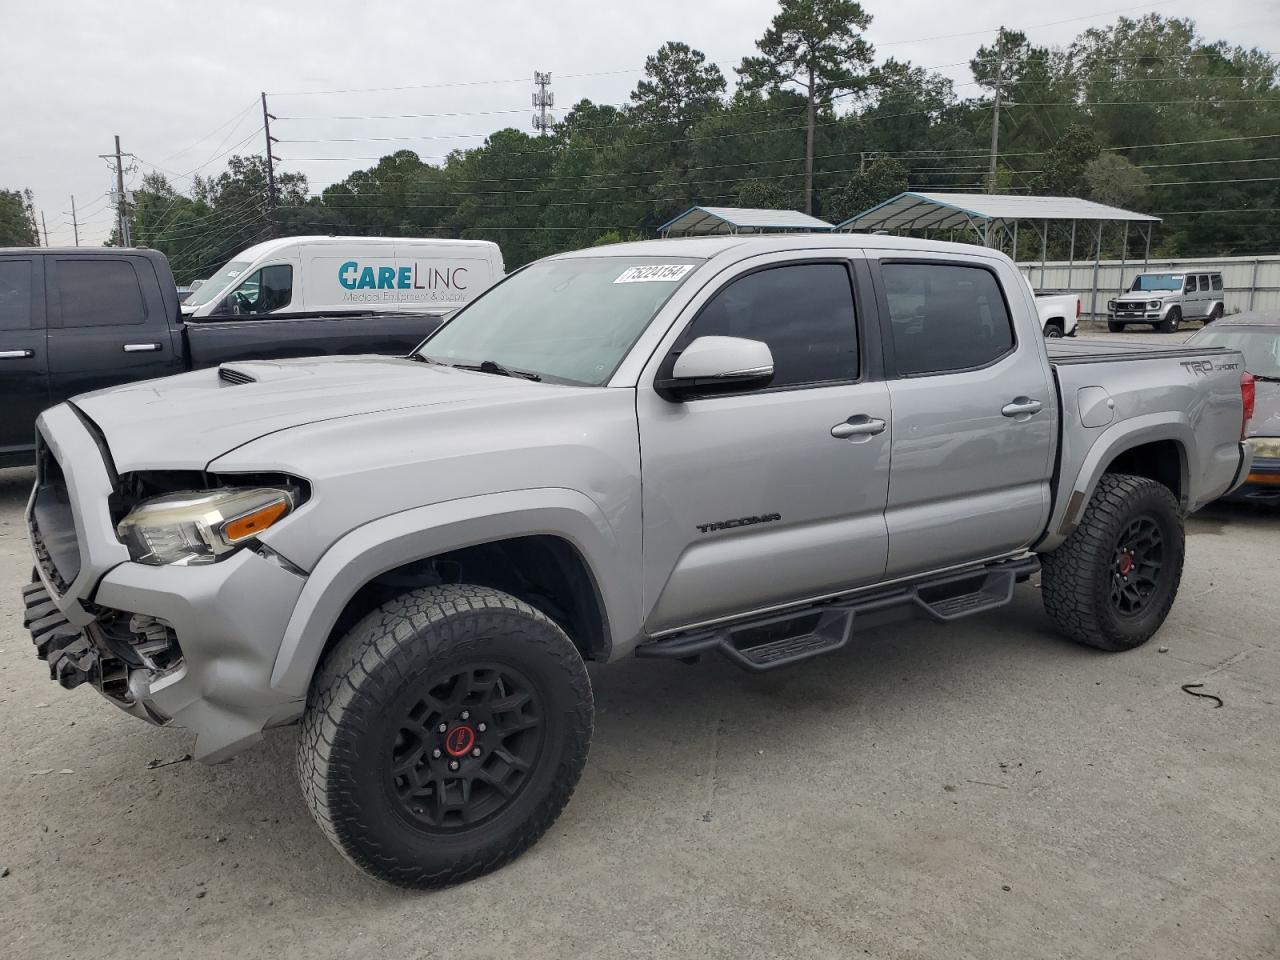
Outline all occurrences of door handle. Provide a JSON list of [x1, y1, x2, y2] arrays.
[[1001, 397, 1043, 418], [0, 349, 34, 359], [123, 342, 162, 353], [831, 415, 887, 439]]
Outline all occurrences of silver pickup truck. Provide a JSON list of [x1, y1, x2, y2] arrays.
[[22, 235, 1254, 889]]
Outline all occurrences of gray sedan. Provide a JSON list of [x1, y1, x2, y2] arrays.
[[1187, 311, 1280, 502]]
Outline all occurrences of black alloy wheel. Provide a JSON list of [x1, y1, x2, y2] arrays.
[[1109, 515, 1165, 617], [388, 663, 545, 832]]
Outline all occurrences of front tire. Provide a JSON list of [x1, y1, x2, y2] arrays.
[[1107, 321, 1124, 333], [298, 584, 593, 888], [1041, 474, 1184, 651], [1159, 307, 1182, 333]]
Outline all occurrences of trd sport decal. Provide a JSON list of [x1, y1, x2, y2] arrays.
[[696, 513, 781, 534]]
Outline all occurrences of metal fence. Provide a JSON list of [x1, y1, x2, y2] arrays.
[[1018, 254, 1280, 318]]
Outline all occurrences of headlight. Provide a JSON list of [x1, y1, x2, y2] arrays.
[[1107, 300, 1116, 310], [1248, 436, 1280, 459], [1148, 301, 1161, 309], [116, 487, 295, 566]]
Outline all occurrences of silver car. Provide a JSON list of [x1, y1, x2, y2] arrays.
[[1187, 310, 1280, 503], [1108, 271, 1225, 333]]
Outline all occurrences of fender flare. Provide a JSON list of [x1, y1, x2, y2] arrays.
[[1037, 413, 1193, 552], [269, 487, 636, 698]]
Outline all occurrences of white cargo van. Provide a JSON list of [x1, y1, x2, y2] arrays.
[[180, 236, 504, 318]]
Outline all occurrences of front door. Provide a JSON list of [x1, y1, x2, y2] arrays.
[[872, 255, 1057, 577], [0, 255, 49, 457], [638, 255, 891, 634]]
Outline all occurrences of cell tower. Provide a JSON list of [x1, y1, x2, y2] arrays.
[[532, 71, 554, 135]]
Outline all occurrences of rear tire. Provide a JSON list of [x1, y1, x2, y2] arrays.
[[298, 584, 593, 889], [1159, 307, 1182, 333], [1205, 303, 1223, 324], [1107, 321, 1124, 333], [1044, 320, 1065, 338], [1041, 474, 1184, 651]]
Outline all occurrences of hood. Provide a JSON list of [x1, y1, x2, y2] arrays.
[[71, 355, 560, 471], [1251, 378, 1280, 437]]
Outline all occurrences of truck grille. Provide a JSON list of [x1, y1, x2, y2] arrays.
[[28, 436, 81, 592]]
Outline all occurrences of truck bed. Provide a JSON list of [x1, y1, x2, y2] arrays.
[[1046, 338, 1233, 365]]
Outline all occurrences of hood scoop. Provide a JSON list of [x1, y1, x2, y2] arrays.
[[218, 365, 257, 385]]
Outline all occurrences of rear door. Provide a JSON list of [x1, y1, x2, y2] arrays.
[[0, 255, 49, 457], [1196, 275, 1213, 317], [871, 254, 1057, 577], [45, 255, 182, 404]]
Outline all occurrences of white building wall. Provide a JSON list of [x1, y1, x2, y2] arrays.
[[1019, 254, 1280, 317]]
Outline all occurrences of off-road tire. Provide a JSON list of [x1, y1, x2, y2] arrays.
[[1107, 321, 1125, 333], [1159, 307, 1182, 333], [1041, 474, 1184, 651], [298, 584, 593, 889], [1044, 320, 1065, 338]]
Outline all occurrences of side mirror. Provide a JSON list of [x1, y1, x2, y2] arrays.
[[655, 335, 774, 402]]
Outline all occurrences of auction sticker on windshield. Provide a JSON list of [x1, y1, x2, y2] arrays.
[[614, 264, 695, 283]]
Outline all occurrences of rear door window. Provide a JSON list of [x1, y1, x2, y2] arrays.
[[0, 259, 33, 331], [56, 259, 146, 328], [881, 262, 1015, 376], [1211, 275, 1224, 291]]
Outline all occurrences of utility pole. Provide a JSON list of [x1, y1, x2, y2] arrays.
[[70, 195, 80, 246], [40, 211, 49, 247], [531, 71, 553, 136], [261, 91, 279, 237], [100, 135, 134, 246], [987, 55, 1003, 195]]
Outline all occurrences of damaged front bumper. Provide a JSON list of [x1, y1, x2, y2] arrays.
[[24, 404, 310, 763]]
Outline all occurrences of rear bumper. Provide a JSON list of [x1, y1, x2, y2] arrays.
[[1222, 454, 1280, 503], [24, 405, 308, 763]]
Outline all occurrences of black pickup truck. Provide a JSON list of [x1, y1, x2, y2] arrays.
[[0, 248, 448, 466]]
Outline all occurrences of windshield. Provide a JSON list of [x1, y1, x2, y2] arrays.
[[183, 260, 252, 308], [1190, 328, 1280, 379], [415, 256, 702, 385], [1129, 274, 1184, 292]]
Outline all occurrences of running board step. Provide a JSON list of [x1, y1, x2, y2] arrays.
[[912, 568, 1019, 623], [637, 557, 1038, 672]]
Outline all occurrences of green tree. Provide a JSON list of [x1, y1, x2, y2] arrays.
[[630, 42, 726, 128], [737, 178, 799, 210], [1084, 153, 1149, 209], [818, 156, 907, 223], [0, 189, 39, 246], [1031, 125, 1101, 197], [738, 0, 875, 214]]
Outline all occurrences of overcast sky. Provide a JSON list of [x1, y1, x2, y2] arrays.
[[2, 0, 1275, 246]]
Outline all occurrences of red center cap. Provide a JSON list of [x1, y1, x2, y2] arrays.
[[1119, 554, 1134, 576], [444, 724, 476, 758]]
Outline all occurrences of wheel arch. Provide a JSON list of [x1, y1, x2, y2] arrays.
[[270, 489, 637, 699], [1037, 417, 1194, 552]]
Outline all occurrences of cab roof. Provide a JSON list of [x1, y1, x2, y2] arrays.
[[551, 232, 1011, 263]]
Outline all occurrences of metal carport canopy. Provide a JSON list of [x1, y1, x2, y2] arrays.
[[834, 192, 1160, 234], [658, 206, 833, 237]]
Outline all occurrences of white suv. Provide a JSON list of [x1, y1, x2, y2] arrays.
[[1108, 271, 1225, 333]]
